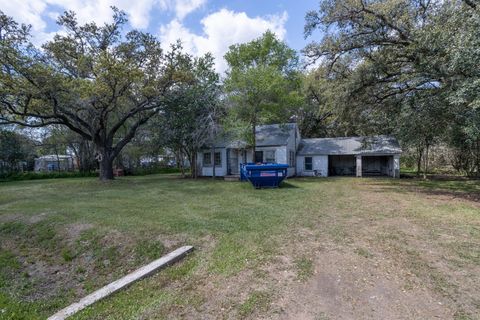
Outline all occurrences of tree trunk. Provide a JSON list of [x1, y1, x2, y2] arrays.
[[251, 119, 256, 153], [184, 148, 195, 179], [423, 144, 430, 180], [95, 140, 115, 181], [211, 146, 216, 179], [188, 150, 198, 179], [99, 154, 114, 181], [416, 146, 423, 177], [178, 149, 185, 178], [193, 152, 197, 179], [474, 138, 480, 177]]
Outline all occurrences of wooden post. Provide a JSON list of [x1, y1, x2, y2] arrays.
[[356, 155, 362, 177], [394, 155, 400, 178]]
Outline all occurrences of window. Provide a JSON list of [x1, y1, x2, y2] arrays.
[[214, 152, 221, 166], [265, 150, 276, 163], [203, 152, 211, 166], [304, 157, 313, 171], [289, 151, 295, 167], [255, 151, 263, 163]]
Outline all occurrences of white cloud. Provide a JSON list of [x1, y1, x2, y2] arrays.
[[0, 0, 288, 73], [0, 0, 204, 45], [174, 0, 206, 20], [0, 0, 50, 43], [159, 9, 288, 73]]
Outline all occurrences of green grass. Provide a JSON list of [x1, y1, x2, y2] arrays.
[[294, 256, 314, 281], [238, 291, 272, 317], [353, 247, 374, 259], [0, 174, 479, 319]]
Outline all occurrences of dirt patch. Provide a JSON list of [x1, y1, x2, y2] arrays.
[[0, 212, 50, 224], [28, 212, 50, 223], [265, 180, 478, 320], [0, 213, 24, 223], [63, 223, 94, 240], [275, 248, 452, 320], [0, 223, 171, 303]]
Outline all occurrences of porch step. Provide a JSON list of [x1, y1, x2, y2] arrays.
[[224, 175, 240, 182]]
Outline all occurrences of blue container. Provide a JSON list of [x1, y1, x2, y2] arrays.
[[240, 163, 289, 188]]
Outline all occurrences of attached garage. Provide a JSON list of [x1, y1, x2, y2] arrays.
[[297, 136, 401, 178]]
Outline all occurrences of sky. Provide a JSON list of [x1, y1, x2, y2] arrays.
[[0, 0, 322, 73]]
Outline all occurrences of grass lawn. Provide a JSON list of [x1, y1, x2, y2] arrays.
[[0, 174, 479, 319]]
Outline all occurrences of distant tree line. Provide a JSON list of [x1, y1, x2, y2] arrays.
[[0, 128, 35, 174], [1, 1, 479, 179]]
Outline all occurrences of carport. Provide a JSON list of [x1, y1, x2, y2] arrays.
[[297, 136, 402, 178], [361, 155, 392, 176], [328, 155, 356, 176], [356, 154, 399, 178]]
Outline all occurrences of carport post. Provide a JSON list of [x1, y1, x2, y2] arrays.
[[394, 155, 400, 178], [356, 155, 362, 177]]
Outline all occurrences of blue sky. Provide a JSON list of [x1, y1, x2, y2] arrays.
[[183, 0, 320, 51], [0, 0, 321, 72]]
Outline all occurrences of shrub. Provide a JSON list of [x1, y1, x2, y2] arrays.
[[126, 166, 182, 176], [0, 171, 97, 182]]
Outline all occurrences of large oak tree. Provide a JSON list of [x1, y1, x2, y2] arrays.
[[0, 9, 184, 180]]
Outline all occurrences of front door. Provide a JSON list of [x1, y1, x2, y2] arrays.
[[229, 149, 239, 174], [254, 151, 263, 163]]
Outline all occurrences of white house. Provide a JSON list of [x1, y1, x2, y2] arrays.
[[197, 123, 401, 179]]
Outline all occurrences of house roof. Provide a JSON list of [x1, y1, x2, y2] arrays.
[[205, 123, 297, 148], [256, 123, 297, 147], [297, 136, 402, 155]]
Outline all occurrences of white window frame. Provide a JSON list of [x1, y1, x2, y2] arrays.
[[203, 152, 212, 166], [214, 152, 222, 167], [304, 156, 313, 171]]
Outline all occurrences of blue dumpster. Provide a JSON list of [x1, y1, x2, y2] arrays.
[[240, 163, 289, 188]]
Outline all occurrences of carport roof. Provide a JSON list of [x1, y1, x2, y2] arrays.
[[297, 136, 402, 155]]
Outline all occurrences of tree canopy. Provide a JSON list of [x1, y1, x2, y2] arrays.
[[303, 0, 480, 176], [224, 31, 302, 149], [0, 8, 188, 180], [155, 51, 223, 178]]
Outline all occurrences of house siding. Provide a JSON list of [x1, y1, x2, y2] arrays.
[[285, 126, 300, 177], [198, 148, 228, 177], [296, 155, 328, 177]]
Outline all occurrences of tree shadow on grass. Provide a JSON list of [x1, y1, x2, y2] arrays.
[[280, 182, 299, 189], [366, 177, 480, 204]]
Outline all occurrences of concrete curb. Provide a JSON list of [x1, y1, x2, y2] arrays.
[[48, 245, 194, 320]]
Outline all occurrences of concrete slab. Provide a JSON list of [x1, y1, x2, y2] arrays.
[[48, 245, 194, 320]]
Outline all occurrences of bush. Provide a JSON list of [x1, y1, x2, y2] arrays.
[[126, 166, 182, 176], [0, 171, 97, 182], [0, 167, 182, 182]]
